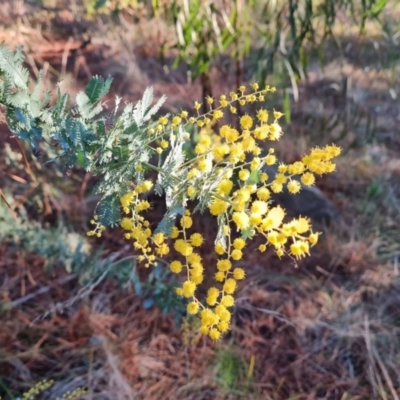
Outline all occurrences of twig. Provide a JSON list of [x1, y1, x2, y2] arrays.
[[61, 37, 74, 77], [14, 137, 36, 183], [0, 188, 18, 221], [11, 274, 78, 307]]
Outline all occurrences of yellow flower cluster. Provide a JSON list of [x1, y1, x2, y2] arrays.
[[57, 387, 88, 400], [118, 180, 171, 267], [87, 214, 106, 237], [21, 379, 54, 399], [88, 84, 341, 340]]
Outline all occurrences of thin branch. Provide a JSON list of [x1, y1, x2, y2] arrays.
[[10, 274, 78, 307], [0, 187, 18, 221], [14, 137, 37, 183]]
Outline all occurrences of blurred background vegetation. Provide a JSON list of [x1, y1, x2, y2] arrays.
[[1, 0, 400, 399]]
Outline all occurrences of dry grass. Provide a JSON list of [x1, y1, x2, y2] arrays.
[[1, 1, 400, 399]]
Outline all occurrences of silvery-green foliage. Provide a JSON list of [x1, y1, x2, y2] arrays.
[[0, 45, 184, 230]]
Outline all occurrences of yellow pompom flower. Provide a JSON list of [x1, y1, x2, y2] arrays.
[[220, 295, 235, 307], [120, 191, 136, 208], [232, 211, 250, 230], [240, 115, 253, 129], [288, 161, 305, 175], [287, 180, 301, 194], [156, 243, 169, 256], [201, 308, 219, 326], [242, 136, 256, 152], [194, 101, 201, 110], [260, 172, 269, 183], [271, 182, 283, 193], [269, 122, 283, 140], [301, 172, 316, 186], [135, 200, 151, 212], [153, 232, 164, 245], [251, 200, 268, 215], [190, 264, 204, 278], [325, 144, 342, 158], [253, 125, 269, 140], [215, 242, 225, 255], [215, 271, 225, 282], [257, 108, 269, 122], [174, 239, 193, 256], [209, 198, 229, 216], [170, 226, 180, 239], [180, 215, 193, 229], [294, 217, 311, 233], [195, 143, 207, 154], [218, 321, 230, 333], [213, 109, 224, 119], [190, 233, 204, 247], [223, 278, 237, 294], [187, 186, 196, 197], [309, 232, 320, 246], [217, 179, 233, 195], [265, 154, 276, 165], [217, 259, 232, 272], [233, 267, 245, 280], [191, 275, 204, 285], [159, 116, 168, 125], [225, 128, 240, 143], [188, 252, 202, 265], [209, 328, 221, 341], [251, 157, 261, 171], [231, 249, 243, 260], [290, 240, 310, 259], [239, 169, 250, 181], [187, 302, 200, 315], [215, 304, 229, 317], [206, 287, 220, 306], [261, 206, 285, 231], [182, 280, 196, 297], [198, 158, 212, 172], [199, 325, 209, 335], [233, 238, 245, 250], [187, 168, 200, 179], [140, 180, 153, 192], [229, 142, 244, 163]]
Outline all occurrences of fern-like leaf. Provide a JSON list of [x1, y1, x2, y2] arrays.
[[154, 205, 185, 236], [0, 45, 29, 90], [97, 194, 121, 227]]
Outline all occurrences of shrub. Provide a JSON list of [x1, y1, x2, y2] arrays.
[[0, 44, 340, 340]]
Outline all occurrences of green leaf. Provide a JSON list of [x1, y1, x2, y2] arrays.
[[369, 0, 387, 18], [85, 75, 112, 104], [77, 148, 85, 168], [283, 90, 291, 124], [97, 194, 121, 227]]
